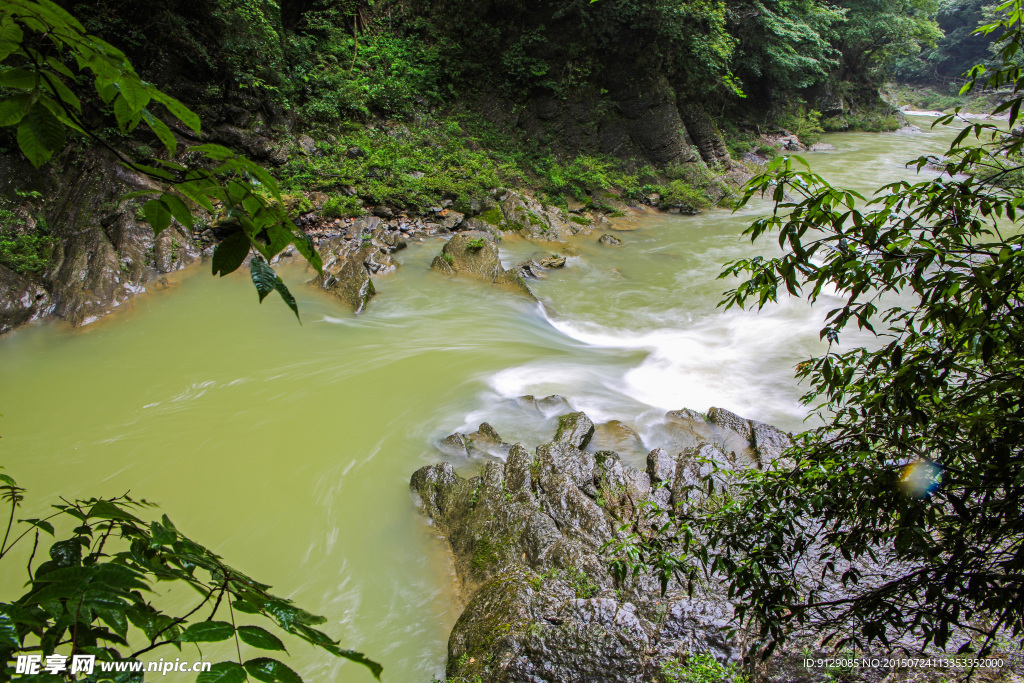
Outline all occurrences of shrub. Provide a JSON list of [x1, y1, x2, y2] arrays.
[[660, 654, 745, 683]]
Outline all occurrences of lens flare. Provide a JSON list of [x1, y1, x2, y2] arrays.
[[898, 460, 942, 498]]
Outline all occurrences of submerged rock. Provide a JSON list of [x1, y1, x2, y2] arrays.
[[598, 234, 622, 246]]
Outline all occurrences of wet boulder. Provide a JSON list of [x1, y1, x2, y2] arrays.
[[430, 233, 534, 297], [553, 411, 596, 450], [538, 254, 567, 268], [598, 234, 622, 247], [311, 236, 397, 313]]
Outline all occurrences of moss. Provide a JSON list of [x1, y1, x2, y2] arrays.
[[471, 537, 498, 574], [479, 207, 504, 225], [569, 215, 592, 225]]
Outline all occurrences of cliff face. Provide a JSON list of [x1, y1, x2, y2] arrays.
[[0, 149, 199, 335]]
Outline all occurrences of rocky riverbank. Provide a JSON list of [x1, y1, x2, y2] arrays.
[[412, 402, 1013, 683]]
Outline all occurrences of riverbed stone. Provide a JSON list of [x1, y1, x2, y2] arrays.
[[430, 233, 535, 297], [311, 238, 396, 312], [553, 411, 595, 449]]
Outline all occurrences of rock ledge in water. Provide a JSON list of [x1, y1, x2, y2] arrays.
[[411, 406, 798, 682]]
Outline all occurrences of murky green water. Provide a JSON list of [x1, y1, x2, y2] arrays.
[[0, 116, 963, 680]]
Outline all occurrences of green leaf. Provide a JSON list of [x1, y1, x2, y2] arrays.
[[87, 499, 143, 523], [149, 520, 175, 546], [190, 143, 236, 160], [0, 605, 20, 648], [178, 620, 235, 643], [250, 257, 300, 320], [17, 101, 65, 167], [0, 67, 37, 90], [113, 94, 141, 131], [41, 73, 80, 112], [212, 232, 251, 277], [290, 232, 322, 273], [116, 76, 150, 112], [244, 658, 302, 683], [19, 518, 55, 535], [152, 91, 200, 133], [160, 193, 193, 230], [143, 199, 172, 236], [197, 662, 247, 683], [142, 110, 177, 154], [238, 625, 286, 652], [0, 20, 24, 62]]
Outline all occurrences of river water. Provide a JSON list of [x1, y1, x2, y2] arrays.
[[0, 117, 959, 680]]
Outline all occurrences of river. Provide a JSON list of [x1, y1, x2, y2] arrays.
[[0, 116, 961, 680]]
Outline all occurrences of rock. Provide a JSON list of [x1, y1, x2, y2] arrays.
[[590, 420, 645, 458], [443, 422, 514, 460], [297, 135, 317, 155], [411, 410, 747, 683], [346, 146, 366, 159], [750, 420, 795, 469], [311, 237, 397, 312], [706, 406, 753, 442], [646, 448, 675, 483], [438, 210, 465, 230], [0, 264, 51, 334], [780, 134, 806, 151], [513, 259, 545, 279], [430, 233, 534, 297], [597, 234, 622, 247], [538, 255, 567, 268], [553, 412, 595, 450]]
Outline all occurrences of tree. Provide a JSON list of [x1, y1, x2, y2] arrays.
[[0, 467, 383, 681], [0, 0, 321, 319], [690, 0, 1024, 659], [832, 0, 942, 81]]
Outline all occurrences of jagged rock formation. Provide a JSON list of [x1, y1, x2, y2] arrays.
[[310, 226, 404, 312], [411, 405, 794, 682]]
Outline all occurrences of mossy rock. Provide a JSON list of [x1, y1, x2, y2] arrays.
[[430, 233, 535, 298]]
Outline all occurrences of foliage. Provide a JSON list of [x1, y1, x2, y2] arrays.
[[832, 0, 942, 80], [601, 498, 692, 596], [687, 0, 1024, 659], [321, 194, 364, 219], [895, 0, 997, 84], [0, 0, 321, 318], [0, 195, 53, 275], [776, 106, 824, 144], [0, 467, 382, 681], [728, 0, 846, 97], [289, 19, 445, 121], [660, 653, 745, 683], [464, 237, 486, 251]]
